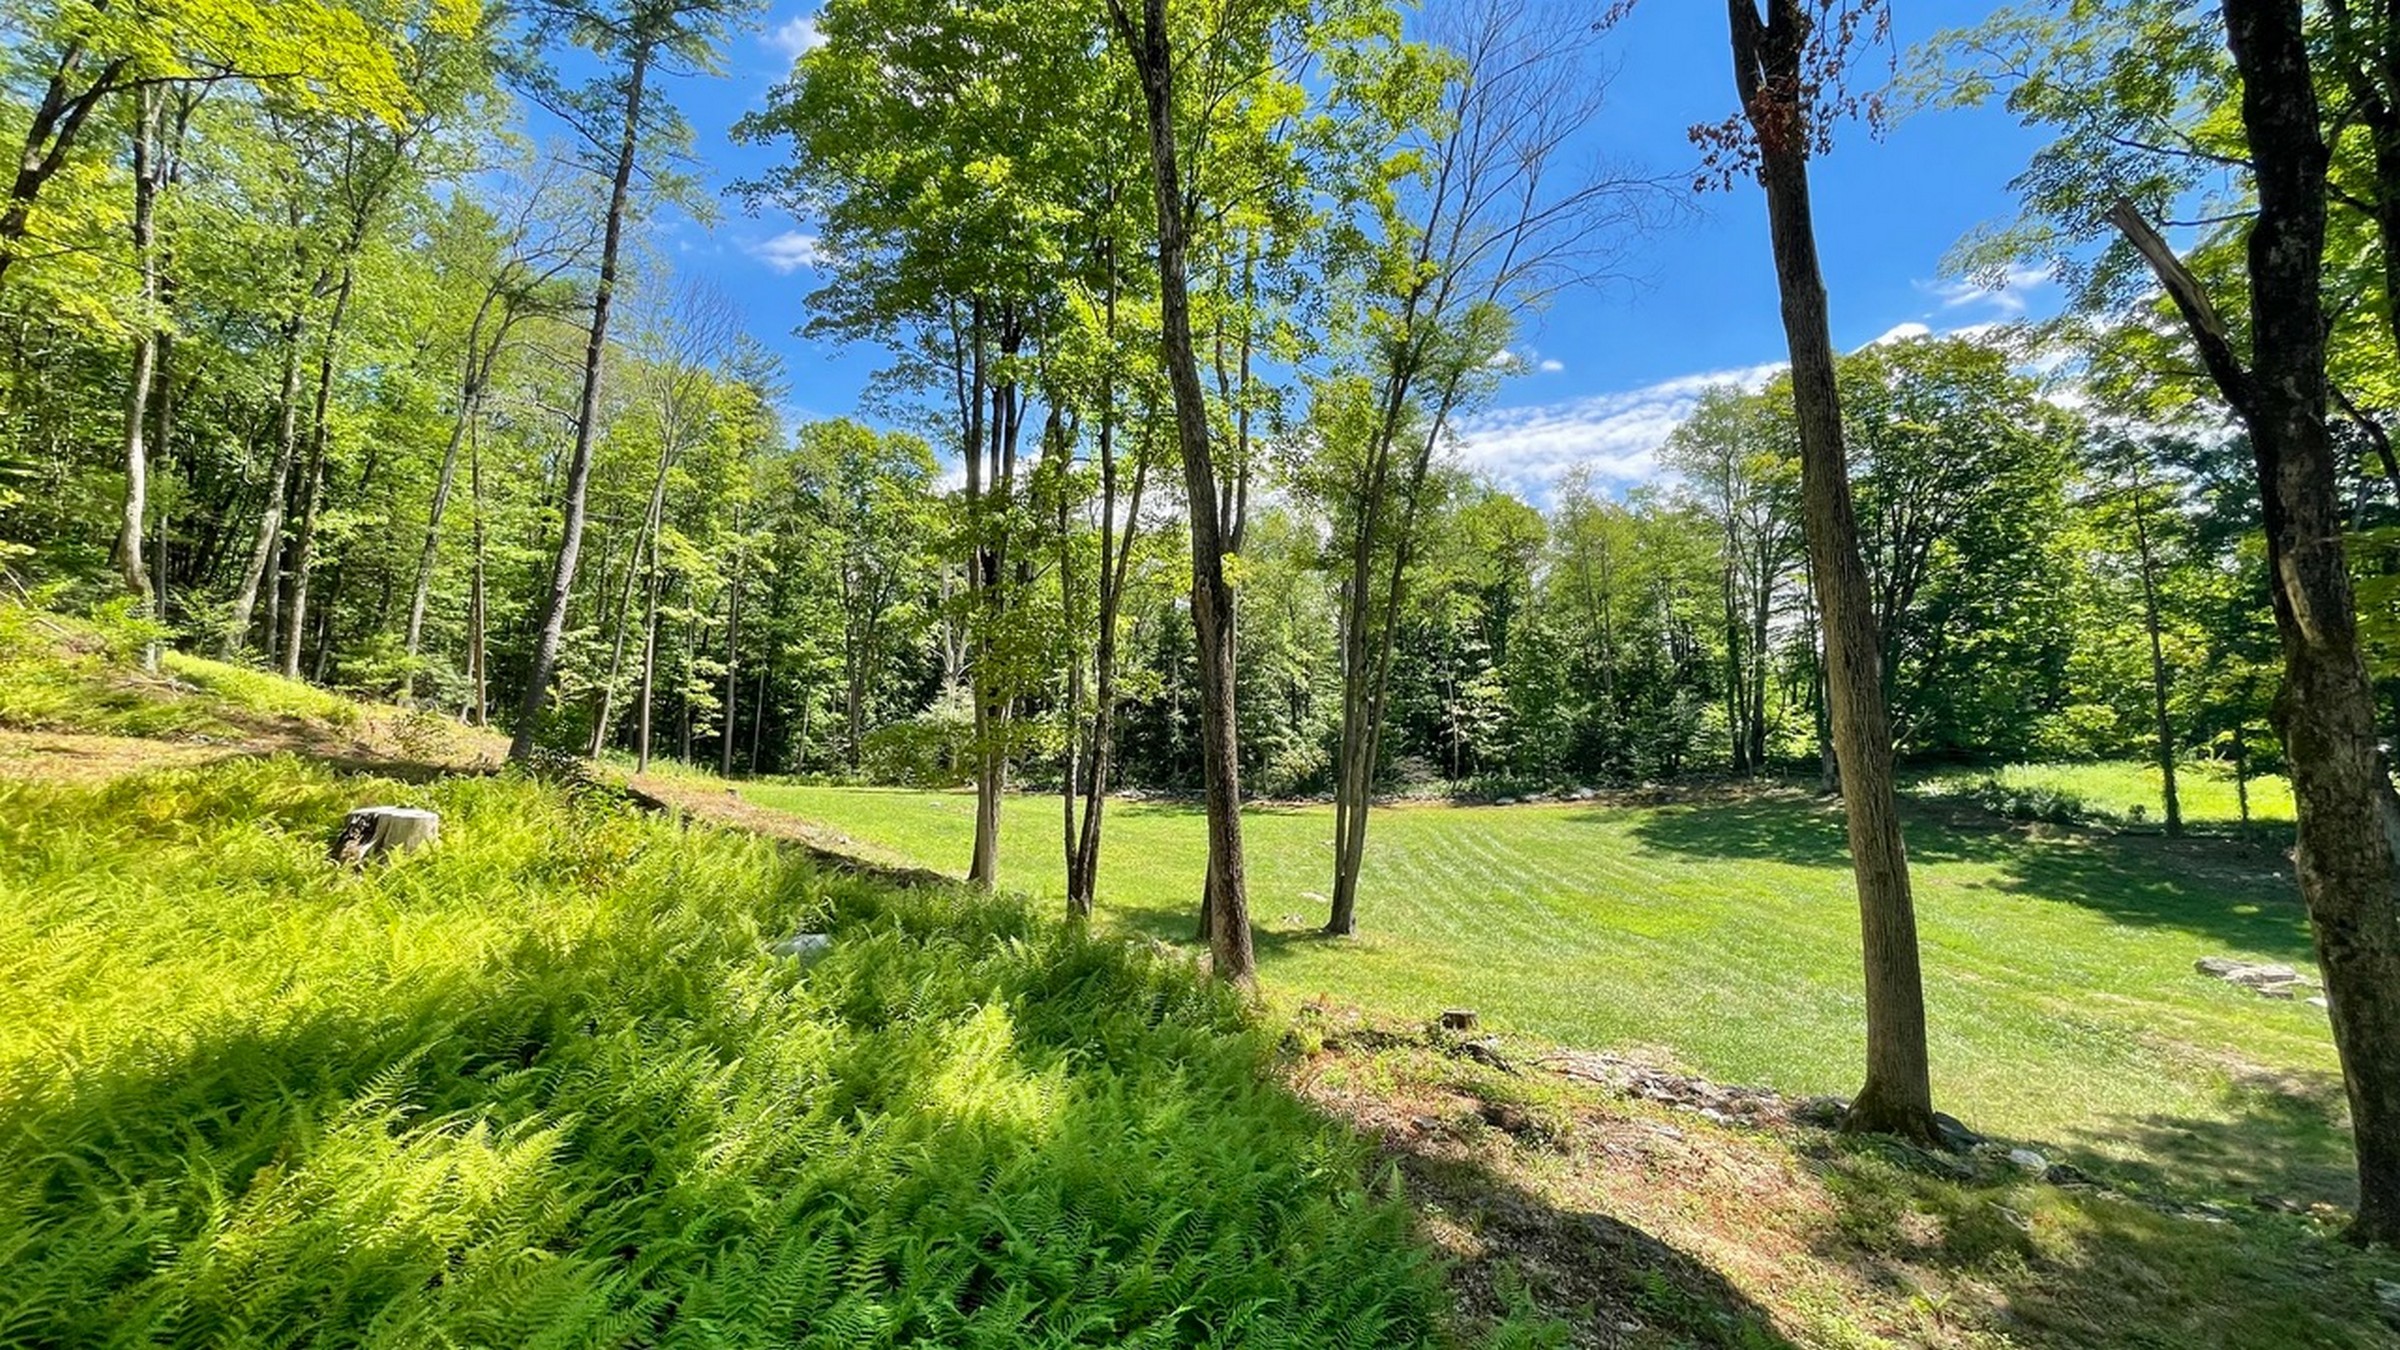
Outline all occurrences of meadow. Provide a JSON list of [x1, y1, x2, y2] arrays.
[[743, 779, 2351, 1209]]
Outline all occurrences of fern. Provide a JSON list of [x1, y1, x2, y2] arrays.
[[0, 759, 1529, 1346]]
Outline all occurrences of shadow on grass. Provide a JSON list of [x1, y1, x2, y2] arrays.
[[1616, 791, 2317, 962], [2060, 1064, 2360, 1210], [1108, 898, 1360, 959], [1803, 1130, 2397, 1348], [1378, 1140, 1797, 1347]]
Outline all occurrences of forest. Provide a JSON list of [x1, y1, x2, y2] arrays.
[[11, 0, 2400, 1336], [0, 0, 2339, 866]]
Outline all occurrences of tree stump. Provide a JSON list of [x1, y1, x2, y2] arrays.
[[330, 807, 441, 866], [1439, 1009, 1479, 1032]]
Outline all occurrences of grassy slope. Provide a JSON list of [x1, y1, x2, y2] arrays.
[[741, 783, 2351, 1210], [8, 603, 2389, 1347]]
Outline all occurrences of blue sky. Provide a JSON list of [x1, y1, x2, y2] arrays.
[[635, 2, 2058, 500]]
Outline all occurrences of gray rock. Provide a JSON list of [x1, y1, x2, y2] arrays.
[[2195, 956, 2316, 998], [2006, 1147, 2049, 1174], [1933, 1111, 1986, 1152], [771, 932, 832, 962]]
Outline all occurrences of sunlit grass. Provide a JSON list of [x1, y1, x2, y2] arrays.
[[0, 758, 1490, 1345], [159, 650, 362, 729], [1911, 760, 2296, 826], [743, 780, 2350, 1208], [0, 598, 360, 739]]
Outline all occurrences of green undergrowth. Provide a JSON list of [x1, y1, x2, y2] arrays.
[[0, 598, 359, 739], [0, 757, 1515, 1347]]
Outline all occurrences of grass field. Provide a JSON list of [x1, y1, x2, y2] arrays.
[[1911, 760, 2297, 827], [744, 781, 2351, 1209]]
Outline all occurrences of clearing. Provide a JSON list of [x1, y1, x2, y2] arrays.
[[744, 782, 2345, 1215]]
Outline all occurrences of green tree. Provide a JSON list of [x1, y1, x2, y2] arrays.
[[507, 0, 757, 761]]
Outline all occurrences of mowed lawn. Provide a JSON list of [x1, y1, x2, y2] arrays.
[[1911, 760, 2298, 826], [745, 779, 2355, 1207]]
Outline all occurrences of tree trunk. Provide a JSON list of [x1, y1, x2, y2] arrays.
[[466, 420, 489, 727], [225, 290, 307, 656], [720, 514, 745, 778], [280, 260, 355, 680], [113, 84, 161, 664], [2111, 0, 2400, 1246], [2129, 456, 2183, 836], [1730, 0, 1935, 1141], [511, 41, 650, 761], [1069, 288, 1145, 918], [589, 449, 668, 757], [1122, 0, 1254, 984], [403, 299, 505, 701], [635, 569, 663, 773]]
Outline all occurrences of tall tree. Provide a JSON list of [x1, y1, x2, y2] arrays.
[[1317, 0, 1658, 937], [2105, 0, 2400, 1246], [1112, 0, 1256, 983], [1662, 383, 1802, 774], [1714, 0, 1937, 1140], [507, 0, 751, 760]]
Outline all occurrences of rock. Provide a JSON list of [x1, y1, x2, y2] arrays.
[[2308, 996, 2331, 1009], [2044, 1162, 2096, 1187], [1794, 1096, 1848, 1128], [1459, 1037, 1515, 1072], [2375, 1279, 2400, 1312], [2195, 956, 2316, 998], [1933, 1111, 1986, 1152], [2006, 1147, 2049, 1175], [771, 932, 832, 963], [1571, 787, 1598, 801], [329, 807, 440, 866], [1494, 797, 1517, 807], [1439, 1008, 1480, 1032]]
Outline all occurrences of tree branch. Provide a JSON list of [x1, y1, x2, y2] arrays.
[[2105, 197, 2254, 418]]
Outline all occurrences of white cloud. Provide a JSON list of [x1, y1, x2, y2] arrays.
[[1869, 321, 1933, 347], [763, 12, 822, 60], [748, 230, 825, 273], [1919, 264, 2055, 320], [1452, 362, 1784, 502], [1537, 358, 1564, 374]]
